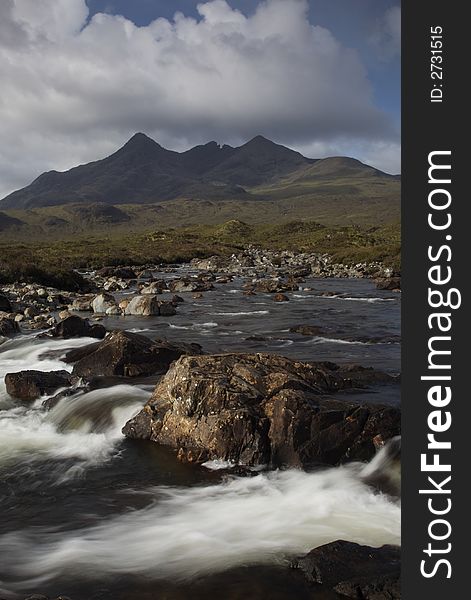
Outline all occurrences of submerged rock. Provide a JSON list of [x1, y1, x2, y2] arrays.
[[123, 353, 400, 468], [296, 540, 400, 599], [289, 324, 324, 336], [5, 370, 77, 401], [67, 330, 203, 378]]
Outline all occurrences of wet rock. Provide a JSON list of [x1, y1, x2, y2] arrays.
[[5, 370, 77, 401], [0, 314, 19, 338], [273, 293, 289, 302], [253, 278, 299, 294], [92, 292, 117, 314], [69, 295, 94, 312], [171, 295, 184, 304], [376, 277, 401, 292], [169, 278, 214, 293], [124, 295, 176, 316], [296, 540, 400, 599], [289, 324, 324, 336], [68, 330, 203, 378], [24, 306, 40, 318], [123, 353, 400, 468], [0, 293, 12, 312], [158, 301, 178, 316], [192, 292, 204, 299], [140, 280, 165, 294], [40, 315, 106, 340], [42, 386, 85, 411]]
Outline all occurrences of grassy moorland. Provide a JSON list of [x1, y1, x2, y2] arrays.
[[0, 219, 400, 290]]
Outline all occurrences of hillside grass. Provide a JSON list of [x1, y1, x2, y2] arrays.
[[0, 220, 401, 281]]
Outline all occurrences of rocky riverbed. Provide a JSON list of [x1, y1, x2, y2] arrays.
[[0, 252, 401, 600]]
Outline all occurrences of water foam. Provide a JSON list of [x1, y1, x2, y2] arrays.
[[0, 457, 400, 587]]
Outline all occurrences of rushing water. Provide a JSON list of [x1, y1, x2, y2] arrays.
[[0, 275, 400, 599]]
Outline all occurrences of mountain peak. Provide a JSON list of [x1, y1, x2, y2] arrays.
[[122, 132, 161, 150], [245, 135, 273, 146]]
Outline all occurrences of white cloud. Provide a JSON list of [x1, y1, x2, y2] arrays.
[[0, 0, 399, 198], [370, 6, 401, 61]]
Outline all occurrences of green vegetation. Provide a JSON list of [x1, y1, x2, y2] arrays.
[[0, 220, 401, 280]]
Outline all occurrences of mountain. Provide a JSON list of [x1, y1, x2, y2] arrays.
[[0, 133, 397, 210]]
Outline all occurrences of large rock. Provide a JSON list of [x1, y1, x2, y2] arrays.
[[124, 295, 176, 316], [67, 330, 203, 378], [123, 353, 400, 468], [69, 295, 94, 312], [91, 293, 117, 314], [40, 315, 106, 340], [5, 370, 77, 401], [296, 541, 400, 599], [0, 314, 19, 338], [0, 293, 12, 312]]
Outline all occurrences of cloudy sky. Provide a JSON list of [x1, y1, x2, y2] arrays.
[[0, 0, 400, 199]]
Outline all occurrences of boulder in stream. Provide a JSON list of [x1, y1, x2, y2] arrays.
[[40, 315, 106, 340], [0, 314, 19, 338], [124, 295, 176, 317], [5, 370, 77, 401], [123, 353, 400, 468], [296, 540, 400, 599], [67, 330, 203, 378]]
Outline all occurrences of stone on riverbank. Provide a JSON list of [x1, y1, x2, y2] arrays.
[[123, 353, 400, 468]]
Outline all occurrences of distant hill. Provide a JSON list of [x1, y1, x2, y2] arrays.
[[0, 133, 398, 211]]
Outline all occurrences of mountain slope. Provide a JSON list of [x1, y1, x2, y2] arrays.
[[0, 134, 397, 210]]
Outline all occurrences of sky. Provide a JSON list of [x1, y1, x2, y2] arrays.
[[0, 0, 400, 199]]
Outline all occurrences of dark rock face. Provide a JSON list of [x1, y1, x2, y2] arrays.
[[67, 330, 203, 378], [40, 315, 106, 340], [0, 293, 12, 312], [296, 540, 400, 599], [5, 370, 77, 401], [0, 315, 19, 338], [123, 353, 400, 468]]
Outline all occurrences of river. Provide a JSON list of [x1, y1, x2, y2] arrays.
[[0, 273, 401, 599]]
